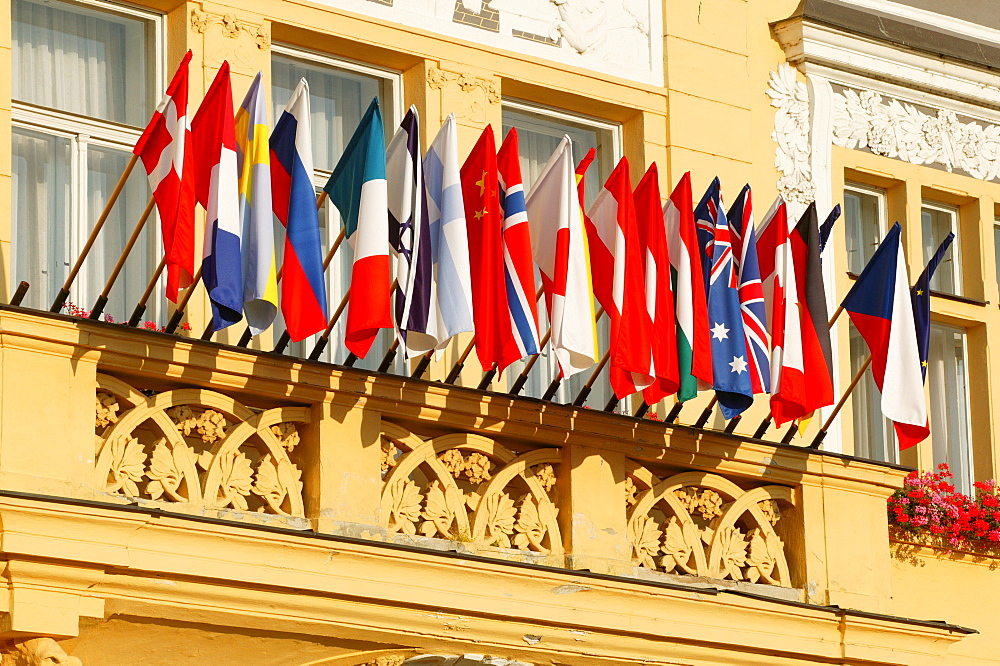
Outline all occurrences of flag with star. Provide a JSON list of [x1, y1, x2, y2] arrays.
[[728, 184, 770, 395], [460, 126, 519, 373], [895, 231, 954, 449], [696, 180, 753, 419]]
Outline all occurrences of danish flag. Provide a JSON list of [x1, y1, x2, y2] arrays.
[[134, 50, 197, 302]]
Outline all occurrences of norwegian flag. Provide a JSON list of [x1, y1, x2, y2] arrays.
[[134, 50, 197, 302], [728, 185, 770, 394]]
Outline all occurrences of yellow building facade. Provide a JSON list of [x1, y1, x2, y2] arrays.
[[1, 0, 999, 663]]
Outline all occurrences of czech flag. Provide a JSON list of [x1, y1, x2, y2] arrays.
[[192, 61, 242, 331], [325, 98, 392, 358], [271, 78, 327, 342], [842, 223, 927, 443]]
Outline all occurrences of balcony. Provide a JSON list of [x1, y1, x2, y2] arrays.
[[0, 306, 974, 664]]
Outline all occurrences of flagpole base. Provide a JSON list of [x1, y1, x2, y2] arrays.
[[377, 348, 397, 373], [127, 304, 147, 328], [603, 396, 618, 412], [541, 378, 561, 402], [200, 324, 214, 341], [444, 363, 464, 385], [344, 352, 359, 367], [508, 374, 528, 396], [88, 295, 109, 320], [273, 331, 291, 354], [694, 407, 714, 429], [781, 424, 798, 445], [809, 429, 827, 449], [164, 310, 184, 335], [49, 288, 70, 313], [411, 355, 431, 380], [237, 328, 253, 348], [633, 402, 649, 418], [308, 337, 329, 361], [724, 415, 741, 434], [665, 402, 683, 424], [573, 385, 592, 407], [9, 282, 29, 307], [752, 416, 772, 440], [476, 368, 497, 390]]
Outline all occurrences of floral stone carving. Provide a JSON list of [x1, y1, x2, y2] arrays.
[[380, 424, 561, 556], [768, 63, 814, 212], [625, 462, 794, 587], [93, 374, 308, 518]]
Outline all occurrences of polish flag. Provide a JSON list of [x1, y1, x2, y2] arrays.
[[586, 157, 653, 399], [134, 50, 197, 302]]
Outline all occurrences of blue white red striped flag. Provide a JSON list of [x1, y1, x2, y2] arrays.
[[271, 79, 328, 342], [386, 106, 433, 358], [497, 129, 540, 359], [696, 180, 753, 419], [728, 185, 770, 395], [842, 223, 927, 440], [422, 114, 474, 352], [325, 98, 393, 358]]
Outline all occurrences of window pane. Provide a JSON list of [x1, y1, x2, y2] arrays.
[[928, 324, 972, 494], [84, 145, 155, 323], [502, 108, 612, 208], [844, 187, 882, 275], [13, 0, 151, 126], [850, 323, 896, 463], [271, 54, 385, 173], [921, 205, 959, 295], [11, 127, 71, 310]]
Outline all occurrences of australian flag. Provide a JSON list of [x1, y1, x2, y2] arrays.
[[695, 180, 753, 419]]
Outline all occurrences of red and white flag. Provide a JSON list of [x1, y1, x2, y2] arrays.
[[757, 197, 806, 426], [586, 157, 653, 399], [134, 50, 197, 302], [635, 164, 678, 403]]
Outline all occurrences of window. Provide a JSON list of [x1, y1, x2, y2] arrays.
[[500, 101, 621, 406], [921, 201, 961, 296], [850, 323, 896, 464], [928, 324, 973, 494], [12, 0, 161, 320], [270, 47, 400, 370], [843, 183, 886, 275], [993, 217, 1000, 295]]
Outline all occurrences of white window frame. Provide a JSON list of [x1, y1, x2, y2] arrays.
[[11, 0, 165, 315], [843, 182, 887, 275], [270, 44, 403, 369], [500, 98, 623, 408], [921, 200, 962, 296]]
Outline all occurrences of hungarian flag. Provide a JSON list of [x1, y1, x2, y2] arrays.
[[272, 79, 328, 343], [134, 50, 196, 302], [235, 72, 278, 336], [497, 129, 540, 358], [789, 203, 834, 415], [422, 114, 474, 351], [192, 61, 242, 332], [665, 172, 712, 401], [386, 106, 433, 358], [728, 185, 770, 394], [587, 157, 653, 399], [757, 197, 806, 426], [635, 164, 678, 403], [526, 136, 598, 378], [896, 232, 954, 449], [697, 179, 753, 419], [326, 97, 392, 357], [461, 126, 519, 373], [843, 223, 927, 443]]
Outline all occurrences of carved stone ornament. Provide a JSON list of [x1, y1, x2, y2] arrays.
[[380, 424, 561, 556], [1, 638, 82, 666], [403, 656, 532, 666], [426, 66, 500, 105], [93, 374, 308, 518], [625, 461, 795, 587], [767, 64, 814, 210], [831, 88, 1000, 181], [190, 8, 269, 48]]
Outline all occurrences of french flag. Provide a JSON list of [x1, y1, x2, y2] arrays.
[[193, 62, 242, 331], [271, 79, 328, 342], [842, 223, 927, 440]]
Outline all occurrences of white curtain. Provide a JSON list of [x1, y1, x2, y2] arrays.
[[13, 0, 147, 126], [849, 323, 895, 463], [928, 324, 973, 494]]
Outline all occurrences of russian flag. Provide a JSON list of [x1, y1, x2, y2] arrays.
[[843, 223, 927, 439], [193, 61, 242, 331], [271, 78, 328, 342], [325, 98, 392, 358]]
